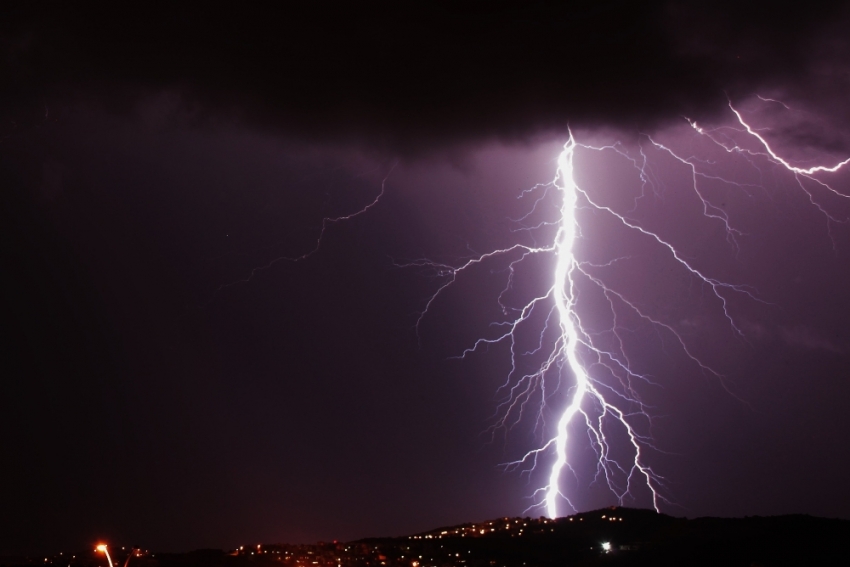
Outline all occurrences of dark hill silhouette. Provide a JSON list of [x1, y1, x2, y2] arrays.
[[357, 507, 847, 566], [3, 508, 847, 567]]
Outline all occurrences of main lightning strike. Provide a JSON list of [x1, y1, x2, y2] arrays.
[[505, 137, 677, 517], [408, 133, 752, 516], [404, 135, 689, 516], [407, 99, 850, 518], [545, 139, 595, 518]]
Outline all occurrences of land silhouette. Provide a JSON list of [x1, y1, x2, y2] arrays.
[[3, 508, 848, 567]]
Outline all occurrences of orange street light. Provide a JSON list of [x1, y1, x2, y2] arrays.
[[96, 545, 114, 567]]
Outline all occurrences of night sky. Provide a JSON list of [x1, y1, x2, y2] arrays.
[[3, 0, 850, 556]]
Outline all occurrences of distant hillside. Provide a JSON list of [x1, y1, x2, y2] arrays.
[[360, 507, 849, 565], [4, 508, 848, 567]]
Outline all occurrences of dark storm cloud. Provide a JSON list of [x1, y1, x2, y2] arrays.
[[3, 1, 849, 149]]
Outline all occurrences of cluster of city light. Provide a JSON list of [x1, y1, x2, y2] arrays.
[[232, 542, 356, 567], [410, 516, 584, 542]]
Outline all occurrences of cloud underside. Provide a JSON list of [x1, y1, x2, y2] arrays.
[[3, 1, 850, 148]]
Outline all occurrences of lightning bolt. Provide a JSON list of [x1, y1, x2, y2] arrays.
[[216, 96, 849, 519], [406, 97, 850, 518], [405, 133, 754, 516]]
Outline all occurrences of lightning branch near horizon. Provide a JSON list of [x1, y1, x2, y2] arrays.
[[401, 99, 850, 518]]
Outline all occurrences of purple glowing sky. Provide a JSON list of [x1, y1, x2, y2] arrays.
[[2, 0, 850, 556]]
